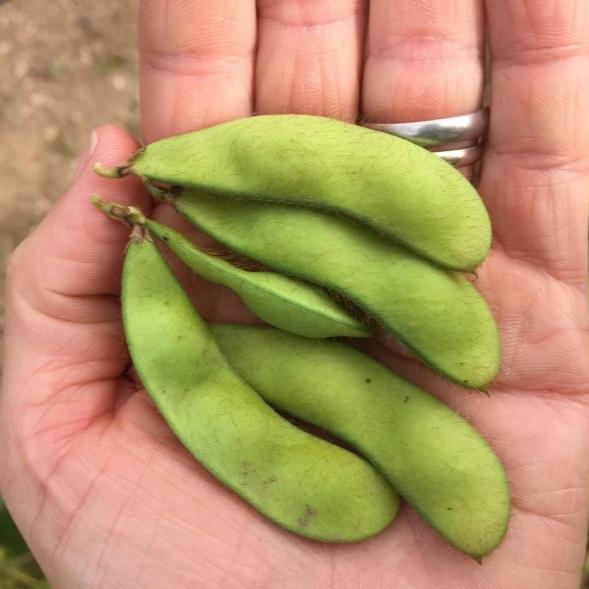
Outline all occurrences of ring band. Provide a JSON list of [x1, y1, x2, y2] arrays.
[[360, 108, 488, 167], [431, 145, 484, 168], [361, 108, 489, 149]]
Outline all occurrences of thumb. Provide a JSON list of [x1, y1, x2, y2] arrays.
[[15, 125, 149, 306], [1, 124, 147, 432]]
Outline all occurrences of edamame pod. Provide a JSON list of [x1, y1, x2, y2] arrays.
[[122, 232, 399, 542], [167, 190, 501, 389], [92, 196, 368, 338], [145, 218, 369, 338], [96, 115, 491, 271], [210, 324, 511, 559]]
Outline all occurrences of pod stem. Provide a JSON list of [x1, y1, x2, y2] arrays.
[[91, 194, 147, 228], [130, 222, 150, 242], [94, 162, 132, 178]]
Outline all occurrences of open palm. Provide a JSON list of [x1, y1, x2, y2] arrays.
[[2, 2, 589, 588]]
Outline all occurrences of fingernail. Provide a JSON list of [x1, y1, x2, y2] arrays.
[[89, 128, 98, 155], [73, 128, 99, 181]]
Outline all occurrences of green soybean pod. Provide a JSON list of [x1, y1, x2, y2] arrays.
[[145, 218, 369, 338], [96, 115, 490, 271], [211, 324, 511, 559], [166, 190, 501, 389], [91, 196, 368, 339], [122, 232, 399, 542]]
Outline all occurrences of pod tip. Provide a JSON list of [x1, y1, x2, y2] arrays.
[[94, 162, 130, 179], [91, 193, 113, 214], [91, 194, 146, 226]]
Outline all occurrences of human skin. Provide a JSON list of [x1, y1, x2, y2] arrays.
[[1, 1, 589, 588]]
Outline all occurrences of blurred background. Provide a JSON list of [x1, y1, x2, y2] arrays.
[[0, 1, 138, 586]]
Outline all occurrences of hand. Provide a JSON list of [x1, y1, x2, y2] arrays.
[[2, 2, 589, 588]]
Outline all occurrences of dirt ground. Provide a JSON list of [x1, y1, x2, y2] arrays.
[[0, 0, 139, 365]]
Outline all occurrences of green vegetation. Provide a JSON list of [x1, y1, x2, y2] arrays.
[[0, 499, 49, 588], [93, 53, 127, 77]]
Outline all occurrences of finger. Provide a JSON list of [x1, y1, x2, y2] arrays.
[[481, 0, 589, 284], [362, 1, 484, 120], [139, 0, 256, 141], [255, 0, 366, 119], [361, 1, 485, 175]]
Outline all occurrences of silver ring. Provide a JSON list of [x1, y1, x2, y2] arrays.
[[361, 108, 489, 149], [431, 145, 483, 168], [361, 108, 488, 167]]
